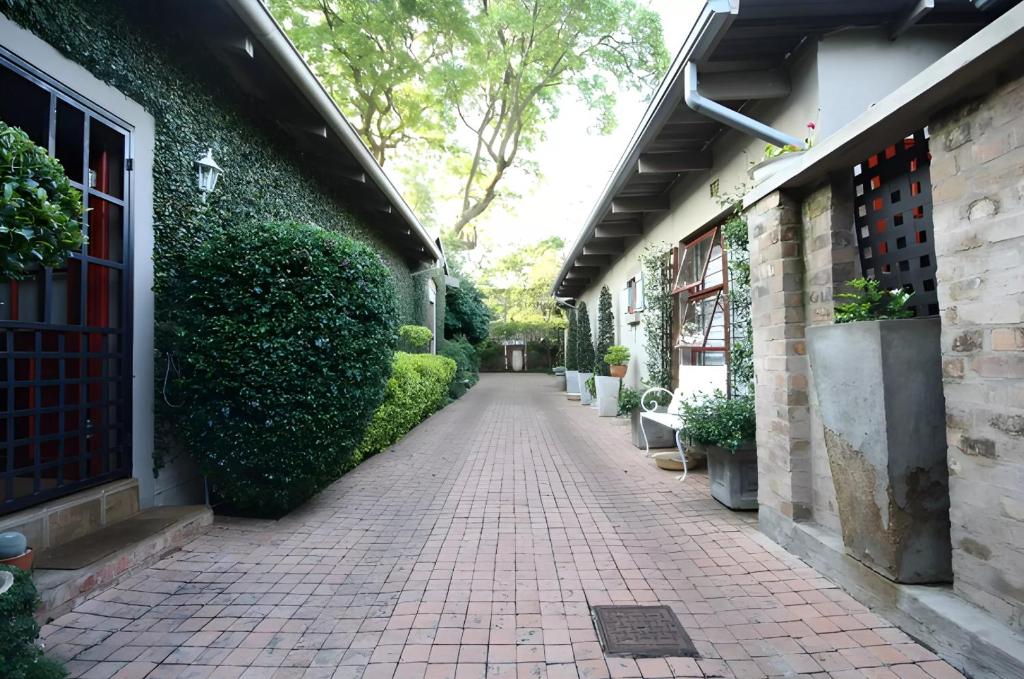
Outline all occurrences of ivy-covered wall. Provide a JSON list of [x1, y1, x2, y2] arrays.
[[0, 0, 426, 325]]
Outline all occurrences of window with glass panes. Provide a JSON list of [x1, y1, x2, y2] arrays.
[[672, 226, 728, 370], [1, 53, 133, 516]]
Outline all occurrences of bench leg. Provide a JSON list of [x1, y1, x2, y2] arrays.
[[675, 429, 688, 483], [640, 416, 651, 456]]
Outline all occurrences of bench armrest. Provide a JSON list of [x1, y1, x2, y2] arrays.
[[640, 387, 674, 413]]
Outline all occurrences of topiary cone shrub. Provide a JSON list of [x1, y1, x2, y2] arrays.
[[164, 221, 398, 516]]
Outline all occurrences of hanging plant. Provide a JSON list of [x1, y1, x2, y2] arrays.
[[0, 121, 85, 280]]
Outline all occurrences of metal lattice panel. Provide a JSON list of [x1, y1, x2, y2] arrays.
[[852, 130, 939, 318], [592, 605, 698, 658]]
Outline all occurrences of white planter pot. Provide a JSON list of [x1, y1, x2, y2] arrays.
[[595, 376, 620, 417], [578, 372, 593, 405], [565, 370, 579, 396]]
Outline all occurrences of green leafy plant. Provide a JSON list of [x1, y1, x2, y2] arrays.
[[356, 352, 456, 460], [444, 272, 490, 343], [439, 335, 479, 398], [576, 301, 596, 372], [399, 324, 433, 351], [584, 373, 596, 397], [834, 278, 914, 323], [604, 345, 630, 366], [595, 285, 615, 375], [164, 221, 397, 516], [0, 121, 85, 280], [564, 308, 579, 371], [763, 121, 816, 160], [720, 194, 753, 393], [618, 387, 641, 416], [679, 391, 756, 452], [640, 243, 673, 391], [0, 565, 67, 679]]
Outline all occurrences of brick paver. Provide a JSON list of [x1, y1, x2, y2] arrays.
[[41, 374, 963, 679]]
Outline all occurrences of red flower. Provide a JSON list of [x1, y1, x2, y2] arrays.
[[807, 121, 817, 130]]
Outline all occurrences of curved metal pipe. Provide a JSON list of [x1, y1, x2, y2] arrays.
[[684, 62, 806, 150]]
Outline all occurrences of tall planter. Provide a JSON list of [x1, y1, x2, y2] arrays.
[[807, 318, 951, 584], [595, 376, 619, 417], [565, 370, 580, 397], [707, 444, 758, 510], [630, 409, 675, 449]]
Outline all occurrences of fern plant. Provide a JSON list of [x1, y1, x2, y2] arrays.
[[834, 278, 914, 323]]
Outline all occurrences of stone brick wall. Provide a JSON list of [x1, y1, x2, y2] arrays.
[[930, 72, 1024, 631], [748, 191, 813, 525], [800, 180, 861, 532]]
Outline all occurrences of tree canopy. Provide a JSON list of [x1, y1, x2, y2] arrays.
[[477, 236, 564, 323], [273, 0, 667, 246]]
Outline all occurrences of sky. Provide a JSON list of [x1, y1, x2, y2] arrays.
[[466, 1, 702, 265]]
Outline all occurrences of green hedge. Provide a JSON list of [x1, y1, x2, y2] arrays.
[[439, 336, 479, 398], [356, 352, 456, 459], [165, 221, 397, 516], [0, 565, 66, 679]]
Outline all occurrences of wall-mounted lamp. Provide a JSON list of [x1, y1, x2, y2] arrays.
[[195, 148, 223, 200]]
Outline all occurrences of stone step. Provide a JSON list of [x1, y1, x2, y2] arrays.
[[32, 504, 212, 620]]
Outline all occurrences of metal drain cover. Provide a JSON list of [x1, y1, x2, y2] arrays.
[[592, 605, 697, 658]]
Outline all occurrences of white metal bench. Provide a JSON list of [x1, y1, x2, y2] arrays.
[[640, 366, 728, 481]]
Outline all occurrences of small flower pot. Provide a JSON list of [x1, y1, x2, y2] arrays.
[[609, 364, 627, 378], [0, 547, 34, 571]]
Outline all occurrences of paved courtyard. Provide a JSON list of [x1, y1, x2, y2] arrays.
[[43, 374, 964, 679]]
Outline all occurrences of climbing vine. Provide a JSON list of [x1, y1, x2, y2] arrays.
[[720, 194, 753, 393], [639, 242, 673, 392]]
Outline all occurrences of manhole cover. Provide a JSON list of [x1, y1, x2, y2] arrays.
[[592, 605, 697, 658]]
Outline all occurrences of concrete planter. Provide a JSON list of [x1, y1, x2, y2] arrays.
[[578, 372, 594, 405], [565, 370, 579, 396], [595, 376, 620, 417], [630, 408, 675, 449], [707, 444, 758, 510], [807, 318, 951, 584]]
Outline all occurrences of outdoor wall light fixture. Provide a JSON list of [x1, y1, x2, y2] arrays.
[[195, 148, 223, 199]]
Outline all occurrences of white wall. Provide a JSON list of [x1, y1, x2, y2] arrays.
[[571, 26, 969, 390], [0, 15, 194, 509]]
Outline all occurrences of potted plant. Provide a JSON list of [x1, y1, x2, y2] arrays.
[[0, 532, 33, 571], [747, 122, 815, 184], [593, 345, 627, 417], [679, 392, 757, 510], [807, 278, 952, 583], [604, 345, 629, 378], [576, 302, 596, 406], [564, 308, 580, 397]]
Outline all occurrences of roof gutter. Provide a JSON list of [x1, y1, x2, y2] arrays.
[[222, 0, 442, 263], [683, 63, 806, 149], [549, 0, 739, 297]]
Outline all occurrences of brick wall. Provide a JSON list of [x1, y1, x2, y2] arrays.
[[748, 191, 813, 524], [930, 72, 1024, 631]]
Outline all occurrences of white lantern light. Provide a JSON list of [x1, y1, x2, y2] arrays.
[[195, 148, 223, 199]]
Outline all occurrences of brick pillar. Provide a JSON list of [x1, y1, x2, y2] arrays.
[[747, 191, 813, 533], [930, 74, 1024, 631]]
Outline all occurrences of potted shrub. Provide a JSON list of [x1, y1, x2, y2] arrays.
[[594, 345, 628, 417], [679, 392, 757, 510], [564, 309, 579, 397], [807, 278, 952, 583], [604, 345, 630, 378], [576, 302, 596, 406], [0, 532, 32, 571], [398, 324, 433, 353]]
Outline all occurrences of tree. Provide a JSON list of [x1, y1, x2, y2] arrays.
[[576, 301, 595, 372], [595, 285, 614, 376], [445, 275, 491, 344], [274, 1, 668, 247], [478, 236, 564, 323], [564, 308, 578, 371]]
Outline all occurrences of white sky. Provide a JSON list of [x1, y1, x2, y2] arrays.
[[466, 1, 702, 264]]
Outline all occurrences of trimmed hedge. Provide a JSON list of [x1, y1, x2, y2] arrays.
[[356, 352, 456, 459], [165, 221, 397, 516], [398, 324, 433, 352], [439, 336, 479, 399], [0, 565, 66, 679]]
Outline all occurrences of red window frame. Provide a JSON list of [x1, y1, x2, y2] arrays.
[[673, 226, 729, 368]]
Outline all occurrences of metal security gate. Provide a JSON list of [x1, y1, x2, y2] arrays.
[[1, 52, 133, 515], [852, 130, 939, 318]]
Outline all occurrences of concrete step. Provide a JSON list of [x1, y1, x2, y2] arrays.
[[33, 504, 212, 620]]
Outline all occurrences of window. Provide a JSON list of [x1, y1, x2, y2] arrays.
[[673, 226, 728, 369], [626, 274, 644, 313]]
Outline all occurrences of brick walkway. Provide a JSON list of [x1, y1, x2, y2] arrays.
[[43, 374, 964, 679]]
